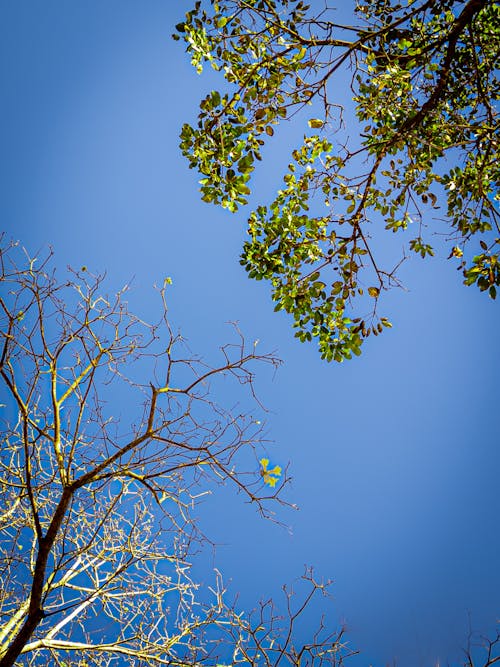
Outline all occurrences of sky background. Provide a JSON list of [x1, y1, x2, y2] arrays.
[[1, 2, 499, 666]]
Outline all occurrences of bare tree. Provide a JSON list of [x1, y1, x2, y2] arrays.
[[0, 240, 354, 667], [463, 625, 500, 667]]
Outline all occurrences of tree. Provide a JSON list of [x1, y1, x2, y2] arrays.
[[0, 241, 354, 667], [464, 627, 500, 667], [176, 0, 499, 361]]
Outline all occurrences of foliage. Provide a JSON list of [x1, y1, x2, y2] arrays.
[[260, 458, 282, 487], [177, 0, 499, 361], [0, 241, 354, 667]]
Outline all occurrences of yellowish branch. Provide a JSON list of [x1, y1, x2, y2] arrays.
[[56, 351, 104, 407]]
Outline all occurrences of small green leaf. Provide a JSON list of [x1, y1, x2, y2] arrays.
[[308, 118, 324, 129], [260, 458, 282, 487]]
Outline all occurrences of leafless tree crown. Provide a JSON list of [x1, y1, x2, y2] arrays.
[[0, 241, 353, 667]]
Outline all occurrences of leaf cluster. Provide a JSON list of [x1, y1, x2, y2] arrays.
[[178, 0, 499, 360]]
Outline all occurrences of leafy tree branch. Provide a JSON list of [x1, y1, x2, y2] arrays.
[[177, 0, 499, 361]]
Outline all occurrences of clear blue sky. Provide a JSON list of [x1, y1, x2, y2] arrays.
[[1, 2, 499, 666]]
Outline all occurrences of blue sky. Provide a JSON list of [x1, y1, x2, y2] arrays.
[[1, 2, 499, 666]]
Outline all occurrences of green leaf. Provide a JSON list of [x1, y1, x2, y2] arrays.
[[308, 118, 324, 129], [260, 458, 282, 487]]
